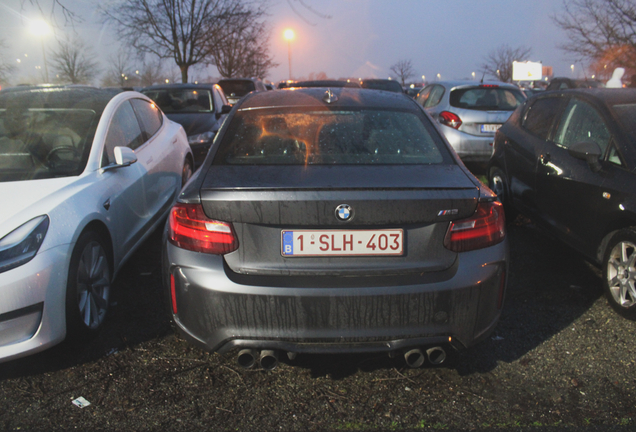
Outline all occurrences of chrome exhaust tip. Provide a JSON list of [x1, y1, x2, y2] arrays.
[[426, 346, 446, 365], [259, 349, 279, 371], [237, 349, 258, 369], [404, 348, 426, 368]]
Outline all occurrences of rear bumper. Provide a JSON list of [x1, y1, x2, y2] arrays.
[[165, 239, 508, 354], [440, 126, 495, 162]]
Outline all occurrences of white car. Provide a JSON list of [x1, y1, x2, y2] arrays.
[[0, 86, 193, 363]]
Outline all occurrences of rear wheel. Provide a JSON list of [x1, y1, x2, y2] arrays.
[[65, 231, 111, 339], [603, 229, 636, 320], [488, 167, 517, 221]]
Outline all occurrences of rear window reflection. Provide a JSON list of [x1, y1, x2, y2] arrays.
[[450, 88, 524, 111], [214, 109, 449, 165]]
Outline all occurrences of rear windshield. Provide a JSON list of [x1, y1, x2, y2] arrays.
[[360, 80, 404, 93], [218, 81, 255, 97], [613, 104, 636, 143], [450, 87, 524, 111], [142, 88, 213, 113], [213, 108, 451, 165]]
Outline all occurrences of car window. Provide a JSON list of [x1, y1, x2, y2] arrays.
[[554, 99, 610, 153], [142, 88, 213, 113], [424, 85, 444, 108], [607, 144, 624, 166], [415, 86, 432, 106], [449, 87, 524, 111], [102, 100, 144, 166], [612, 103, 636, 145], [214, 108, 452, 165], [213, 88, 225, 113], [522, 96, 566, 140], [130, 98, 163, 139]]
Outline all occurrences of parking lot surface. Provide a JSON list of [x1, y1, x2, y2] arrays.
[[1, 218, 635, 431]]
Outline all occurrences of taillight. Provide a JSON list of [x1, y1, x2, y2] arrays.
[[168, 203, 238, 254], [444, 201, 505, 252], [439, 111, 462, 129], [479, 84, 499, 88]]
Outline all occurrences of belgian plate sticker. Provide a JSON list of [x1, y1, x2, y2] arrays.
[[281, 229, 403, 257]]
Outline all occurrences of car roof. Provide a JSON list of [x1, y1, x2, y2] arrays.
[[430, 80, 521, 90], [218, 78, 260, 83], [141, 83, 218, 91], [237, 87, 415, 110], [0, 85, 118, 112]]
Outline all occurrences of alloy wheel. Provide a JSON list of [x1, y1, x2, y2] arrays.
[[606, 240, 636, 308], [76, 241, 111, 329]]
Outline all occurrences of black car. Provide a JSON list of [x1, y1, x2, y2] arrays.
[[141, 83, 231, 167], [546, 77, 603, 91], [359, 79, 404, 93], [488, 88, 636, 319], [217, 78, 267, 105], [292, 80, 361, 88], [163, 87, 508, 370]]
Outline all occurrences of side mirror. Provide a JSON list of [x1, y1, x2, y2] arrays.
[[114, 146, 138, 167], [568, 141, 602, 172], [221, 104, 232, 114]]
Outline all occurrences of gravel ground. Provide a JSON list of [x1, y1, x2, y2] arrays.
[[1, 217, 635, 432]]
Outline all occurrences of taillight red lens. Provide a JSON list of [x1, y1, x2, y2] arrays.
[[439, 111, 462, 129], [444, 201, 505, 252], [168, 203, 238, 254]]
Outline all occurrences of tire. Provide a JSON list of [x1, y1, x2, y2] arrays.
[[181, 158, 193, 188], [65, 231, 112, 339], [603, 229, 636, 320], [488, 167, 517, 221]]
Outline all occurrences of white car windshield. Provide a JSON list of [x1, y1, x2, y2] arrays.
[[0, 106, 96, 182]]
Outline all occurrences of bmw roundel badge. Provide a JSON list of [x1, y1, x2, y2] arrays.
[[335, 204, 353, 221]]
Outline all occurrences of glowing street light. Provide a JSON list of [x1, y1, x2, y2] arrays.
[[571, 64, 574, 76], [284, 29, 294, 80], [437, 73, 441, 80], [29, 19, 51, 83], [422, 75, 425, 82], [472, 71, 476, 80]]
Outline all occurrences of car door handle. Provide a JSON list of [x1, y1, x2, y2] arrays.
[[540, 153, 551, 165]]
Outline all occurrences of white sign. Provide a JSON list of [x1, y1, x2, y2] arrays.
[[512, 61, 543, 81]]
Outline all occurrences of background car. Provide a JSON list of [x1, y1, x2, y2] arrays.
[[359, 79, 404, 93], [291, 80, 361, 88], [0, 86, 193, 362], [141, 83, 232, 168], [415, 81, 526, 163], [163, 87, 508, 370], [546, 77, 604, 91], [217, 78, 267, 105], [487, 88, 636, 319]]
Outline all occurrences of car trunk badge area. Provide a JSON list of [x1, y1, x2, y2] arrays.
[[438, 209, 458, 216], [335, 204, 353, 221], [323, 89, 338, 104]]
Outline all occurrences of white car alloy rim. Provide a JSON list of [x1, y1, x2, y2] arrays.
[[607, 240, 636, 308], [77, 241, 111, 329]]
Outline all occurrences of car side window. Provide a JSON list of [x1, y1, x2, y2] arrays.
[[102, 100, 144, 167], [554, 99, 610, 153], [607, 144, 624, 167], [424, 85, 444, 108], [415, 86, 432, 106], [522, 96, 566, 140], [130, 98, 163, 140]]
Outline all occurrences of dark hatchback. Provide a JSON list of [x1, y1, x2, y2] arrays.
[[163, 87, 508, 370], [217, 78, 267, 105], [141, 83, 231, 167], [488, 88, 636, 319]]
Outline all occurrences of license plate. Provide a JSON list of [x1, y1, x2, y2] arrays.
[[480, 124, 502, 133], [281, 229, 404, 257]]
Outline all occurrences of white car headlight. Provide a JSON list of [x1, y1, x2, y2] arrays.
[[187, 131, 215, 145], [0, 215, 49, 274]]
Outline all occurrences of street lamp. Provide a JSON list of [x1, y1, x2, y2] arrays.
[[437, 73, 441, 80], [571, 64, 574, 77], [283, 29, 294, 80], [29, 19, 51, 83], [472, 71, 475, 80]]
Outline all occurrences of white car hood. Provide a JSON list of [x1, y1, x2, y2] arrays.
[[0, 177, 79, 236]]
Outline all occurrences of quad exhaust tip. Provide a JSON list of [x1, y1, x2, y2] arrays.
[[403, 346, 447, 368], [259, 350, 279, 371], [237, 349, 258, 369]]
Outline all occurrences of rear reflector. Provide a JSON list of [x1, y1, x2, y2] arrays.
[[444, 201, 505, 252], [168, 203, 238, 255], [170, 273, 178, 315], [479, 84, 499, 88], [439, 111, 462, 129]]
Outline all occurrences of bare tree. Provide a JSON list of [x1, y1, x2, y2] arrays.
[[102, 0, 265, 84], [480, 44, 532, 82], [101, 51, 134, 87], [138, 61, 165, 87], [49, 37, 99, 84], [0, 39, 16, 86], [214, 17, 277, 79], [389, 59, 414, 86], [553, 0, 636, 78]]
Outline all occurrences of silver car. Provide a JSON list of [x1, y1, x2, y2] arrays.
[[163, 87, 508, 370], [416, 81, 525, 162]]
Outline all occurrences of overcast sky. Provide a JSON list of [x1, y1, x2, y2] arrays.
[[0, 0, 582, 85]]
